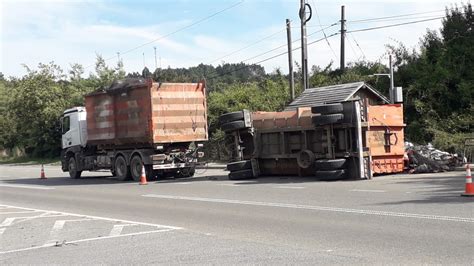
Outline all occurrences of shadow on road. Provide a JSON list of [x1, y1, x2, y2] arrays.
[[377, 172, 472, 204]]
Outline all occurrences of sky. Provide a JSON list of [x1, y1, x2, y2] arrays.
[[0, 0, 463, 78]]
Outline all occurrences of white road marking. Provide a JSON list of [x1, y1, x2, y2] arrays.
[[0, 228, 175, 255], [142, 194, 474, 223], [350, 189, 386, 193], [0, 184, 55, 190], [0, 210, 40, 215], [45, 219, 92, 245], [219, 184, 241, 187], [109, 224, 136, 236], [0, 218, 15, 227], [0, 213, 68, 227], [0, 204, 182, 230], [0, 204, 184, 254], [0, 228, 5, 235], [275, 186, 305, 189]]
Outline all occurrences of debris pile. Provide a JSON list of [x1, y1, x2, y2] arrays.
[[405, 142, 463, 173]]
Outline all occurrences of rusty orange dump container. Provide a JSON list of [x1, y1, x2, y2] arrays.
[[85, 79, 207, 147], [366, 103, 405, 174]]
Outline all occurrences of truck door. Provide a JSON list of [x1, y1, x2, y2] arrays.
[[61, 112, 81, 149]]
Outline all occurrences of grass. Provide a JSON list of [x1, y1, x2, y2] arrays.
[[0, 156, 61, 165]]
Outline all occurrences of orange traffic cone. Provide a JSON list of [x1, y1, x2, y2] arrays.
[[139, 165, 148, 185], [40, 164, 47, 179], [461, 164, 474, 197]]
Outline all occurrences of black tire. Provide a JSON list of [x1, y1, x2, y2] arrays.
[[174, 167, 196, 178], [314, 169, 347, 181], [228, 169, 254, 180], [115, 156, 131, 181], [227, 160, 252, 172], [311, 103, 343, 114], [219, 111, 245, 125], [312, 113, 344, 125], [314, 158, 347, 170], [221, 120, 247, 132], [130, 155, 145, 182], [68, 157, 82, 179], [296, 150, 315, 169]]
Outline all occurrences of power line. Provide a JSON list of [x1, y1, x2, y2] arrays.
[[240, 23, 338, 63], [347, 9, 446, 23], [347, 14, 446, 24], [207, 32, 338, 80], [347, 17, 444, 33], [346, 35, 359, 61], [84, 0, 244, 69], [349, 32, 366, 60], [207, 27, 287, 64], [310, 0, 338, 61]]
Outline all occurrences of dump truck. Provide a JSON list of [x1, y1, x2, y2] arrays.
[[60, 78, 207, 181], [219, 82, 405, 180]]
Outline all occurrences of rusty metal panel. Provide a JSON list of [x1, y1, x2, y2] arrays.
[[86, 84, 153, 146], [150, 82, 208, 143], [366, 103, 405, 173], [85, 93, 116, 143], [252, 107, 313, 130]]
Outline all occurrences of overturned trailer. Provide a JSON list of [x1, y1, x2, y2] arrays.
[[219, 82, 405, 181]]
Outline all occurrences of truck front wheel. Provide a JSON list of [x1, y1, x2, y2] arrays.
[[68, 157, 82, 179], [115, 156, 131, 181]]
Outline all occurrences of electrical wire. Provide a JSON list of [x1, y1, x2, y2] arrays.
[[347, 17, 444, 33], [347, 14, 447, 24], [207, 27, 287, 64], [207, 32, 338, 79], [310, 0, 338, 61], [347, 9, 446, 23], [84, 0, 244, 69], [349, 32, 366, 60], [346, 35, 359, 61]]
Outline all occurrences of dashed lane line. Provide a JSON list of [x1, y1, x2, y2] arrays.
[[0, 184, 55, 190], [350, 189, 386, 193], [142, 194, 474, 223], [275, 186, 305, 189]]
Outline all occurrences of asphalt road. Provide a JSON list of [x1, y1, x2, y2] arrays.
[[0, 164, 473, 264]]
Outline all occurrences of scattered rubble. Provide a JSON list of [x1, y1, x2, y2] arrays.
[[405, 142, 463, 173]]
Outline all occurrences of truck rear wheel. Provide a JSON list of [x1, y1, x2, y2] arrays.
[[130, 155, 144, 182], [115, 156, 131, 181], [68, 157, 82, 179]]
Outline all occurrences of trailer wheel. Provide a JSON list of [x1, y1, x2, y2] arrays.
[[311, 103, 343, 114], [312, 113, 344, 125], [227, 160, 252, 172], [228, 169, 254, 180], [314, 158, 347, 170], [221, 120, 247, 132], [130, 155, 146, 182], [115, 156, 131, 181], [314, 169, 347, 181], [219, 111, 245, 125], [174, 167, 195, 178], [296, 150, 315, 169], [68, 157, 82, 179]]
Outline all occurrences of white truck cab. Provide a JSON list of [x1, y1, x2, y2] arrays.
[[61, 107, 88, 149]]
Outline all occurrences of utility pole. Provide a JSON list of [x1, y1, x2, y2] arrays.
[[340, 5, 346, 72], [299, 0, 311, 90], [389, 54, 394, 103], [286, 19, 295, 101], [116, 52, 120, 63], [142, 52, 145, 68], [154, 47, 157, 70]]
